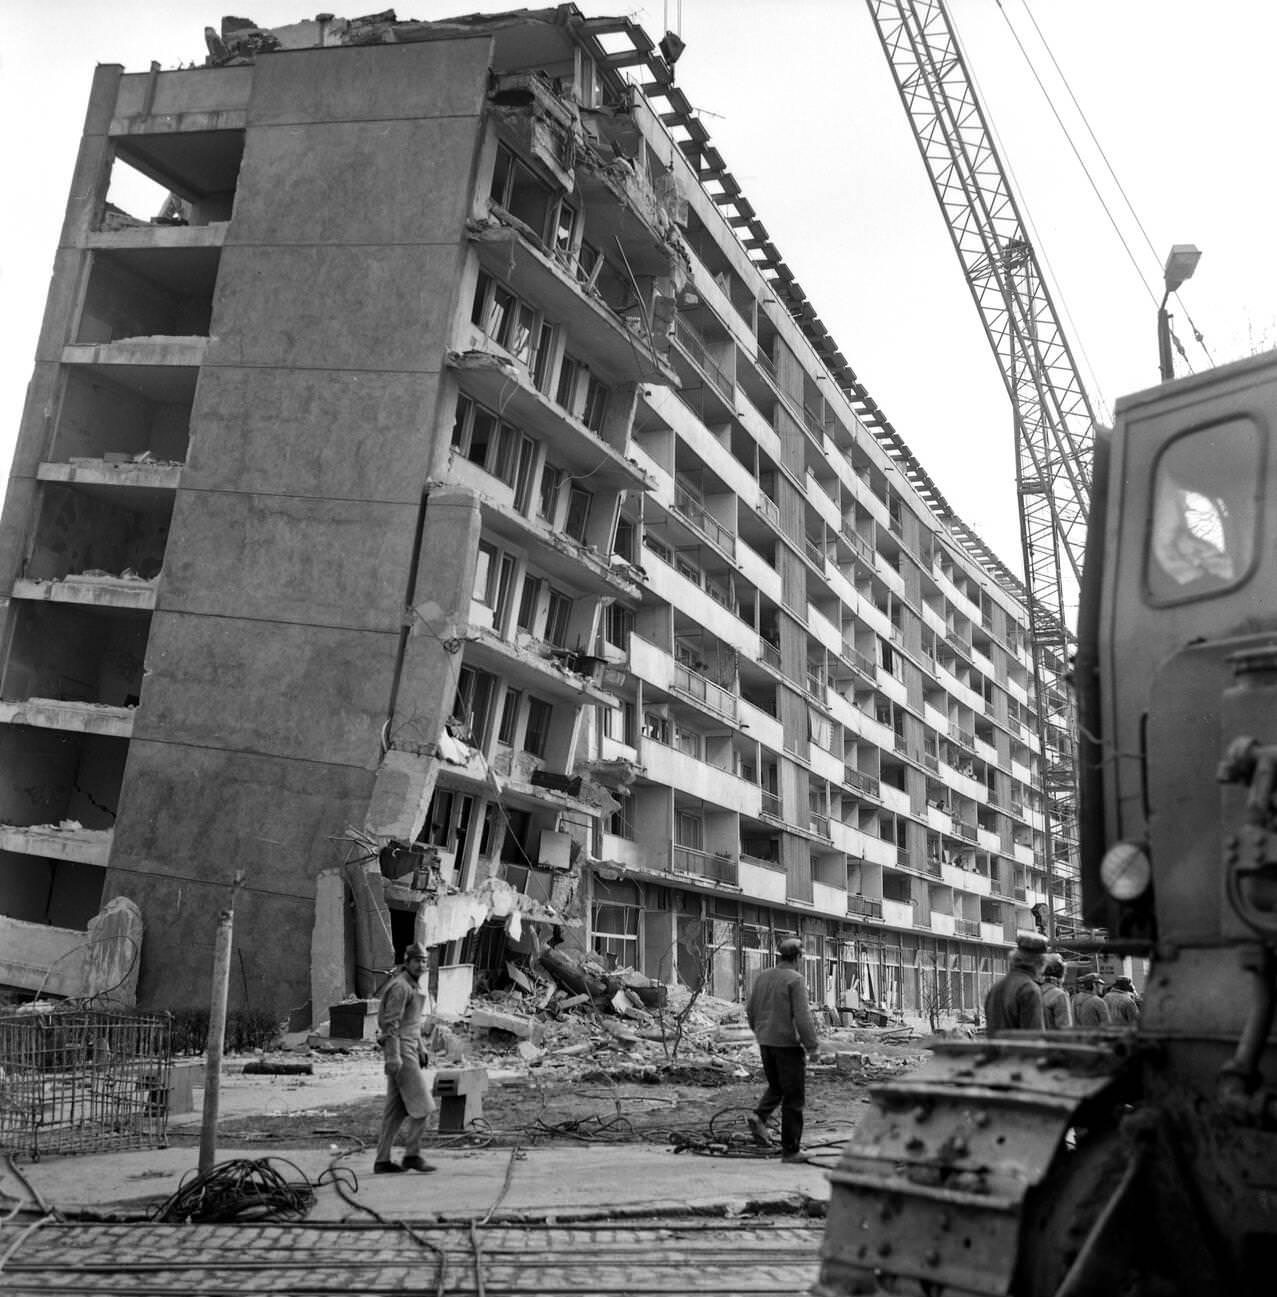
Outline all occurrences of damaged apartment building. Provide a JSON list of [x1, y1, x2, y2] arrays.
[[0, 6, 1079, 1024]]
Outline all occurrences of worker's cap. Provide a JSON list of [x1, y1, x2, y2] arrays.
[[777, 937, 804, 961], [1079, 973, 1104, 987], [1043, 954, 1065, 975], [1014, 931, 1048, 954], [403, 943, 428, 961], [1112, 976, 1134, 992]]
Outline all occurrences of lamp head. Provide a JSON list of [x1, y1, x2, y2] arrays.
[[1163, 243, 1201, 293]]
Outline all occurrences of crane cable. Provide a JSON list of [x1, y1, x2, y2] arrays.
[[998, 0, 1213, 374]]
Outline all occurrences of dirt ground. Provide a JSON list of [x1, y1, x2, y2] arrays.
[[187, 1047, 924, 1160]]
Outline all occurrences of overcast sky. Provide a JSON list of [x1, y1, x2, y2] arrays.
[[2, 1, 1274, 574]]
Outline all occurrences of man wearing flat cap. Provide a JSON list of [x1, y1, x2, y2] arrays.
[[374, 942, 437, 1174], [984, 931, 1046, 1034], [746, 937, 821, 1162]]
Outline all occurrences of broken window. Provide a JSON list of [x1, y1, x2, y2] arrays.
[[582, 373, 610, 433], [452, 666, 497, 747], [472, 272, 544, 370], [539, 463, 564, 523], [523, 696, 553, 758], [592, 897, 639, 969], [489, 143, 553, 233], [544, 589, 573, 648], [564, 485, 593, 543], [452, 395, 521, 487]]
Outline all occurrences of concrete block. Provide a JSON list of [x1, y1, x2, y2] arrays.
[[835, 1051, 868, 1075], [469, 1006, 544, 1044]]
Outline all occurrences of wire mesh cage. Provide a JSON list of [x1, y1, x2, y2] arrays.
[[0, 1005, 173, 1159]]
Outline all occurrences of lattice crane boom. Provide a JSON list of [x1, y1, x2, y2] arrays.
[[865, 0, 1098, 935]]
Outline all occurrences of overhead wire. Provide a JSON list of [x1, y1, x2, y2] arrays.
[[1013, 0, 1213, 370]]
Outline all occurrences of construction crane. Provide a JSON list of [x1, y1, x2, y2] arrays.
[[864, 0, 1100, 938]]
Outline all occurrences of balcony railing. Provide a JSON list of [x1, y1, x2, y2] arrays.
[[955, 917, 981, 938], [760, 640, 782, 671], [923, 856, 943, 878], [844, 768, 881, 799], [847, 894, 884, 920], [672, 662, 738, 721], [674, 318, 734, 401], [808, 812, 832, 840], [673, 485, 736, 558], [757, 493, 780, 528], [955, 821, 978, 842], [896, 847, 911, 869], [804, 534, 827, 569], [1014, 886, 1028, 901], [760, 790, 783, 819], [841, 526, 874, 564], [672, 844, 738, 885]]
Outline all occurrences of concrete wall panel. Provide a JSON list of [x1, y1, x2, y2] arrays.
[[135, 613, 397, 766], [158, 491, 416, 628], [105, 738, 375, 1011], [246, 38, 491, 127], [230, 117, 481, 247], [182, 367, 439, 501], [204, 244, 459, 373]]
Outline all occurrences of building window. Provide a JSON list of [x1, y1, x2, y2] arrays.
[[555, 355, 580, 413], [472, 542, 497, 605], [452, 395, 519, 486], [602, 699, 636, 745], [605, 802, 635, 840], [532, 322, 557, 392], [544, 589, 573, 647], [604, 604, 633, 650], [676, 812, 704, 851], [523, 696, 553, 758], [471, 272, 541, 368], [592, 899, 638, 968], [420, 789, 475, 855], [497, 689, 522, 745], [517, 576, 542, 632], [452, 666, 497, 747], [564, 486, 592, 543], [539, 463, 563, 523], [582, 373, 610, 432], [613, 515, 636, 563], [489, 143, 552, 233]]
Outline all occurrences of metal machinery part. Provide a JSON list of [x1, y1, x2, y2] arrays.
[[813, 1038, 1134, 1296]]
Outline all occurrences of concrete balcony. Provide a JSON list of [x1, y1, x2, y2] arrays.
[[62, 336, 208, 369], [739, 856, 787, 904], [642, 743, 758, 815], [942, 862, 991, 895], [930, 912, 956, 936], [978, 827, 1001, 854], [953, 916, 981, 939], [812, 879, 848, 916], [980, 921, 1007, 946], [0, 823, 112, 867], [38, 458, 182, 492], [881, 898, 913, 928], [0, 698, 134, 738], [12, 573, 158, 611]]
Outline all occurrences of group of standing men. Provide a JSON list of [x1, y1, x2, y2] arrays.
[[985, 931, 1142, 1033]]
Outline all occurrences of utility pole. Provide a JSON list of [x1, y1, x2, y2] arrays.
[[198, 871, 245, 1177]]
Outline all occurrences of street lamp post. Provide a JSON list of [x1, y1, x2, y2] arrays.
[[1158, 244, 1202, 381]]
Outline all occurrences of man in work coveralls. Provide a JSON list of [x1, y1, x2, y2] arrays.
[[374, 942, 437, 1174]]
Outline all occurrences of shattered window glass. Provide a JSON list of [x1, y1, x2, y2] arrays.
[[1146, 417, 1260, 604]]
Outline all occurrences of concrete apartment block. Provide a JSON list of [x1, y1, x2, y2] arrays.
[[0, 8, 1080, 1024]]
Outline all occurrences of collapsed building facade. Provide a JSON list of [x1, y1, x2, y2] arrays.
[[0, 7, 1080, 1023]]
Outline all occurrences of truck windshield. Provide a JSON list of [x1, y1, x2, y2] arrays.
[[1147, 418, 1260, 604]]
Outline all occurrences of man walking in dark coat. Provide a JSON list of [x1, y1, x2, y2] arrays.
[[1040, 954, 1072, 1029], [984, 931, 1047, 1034], [1106, 976, 1141, 1025], [1074, 973, 1112, 1028], [746, 938, 820, 1161]]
